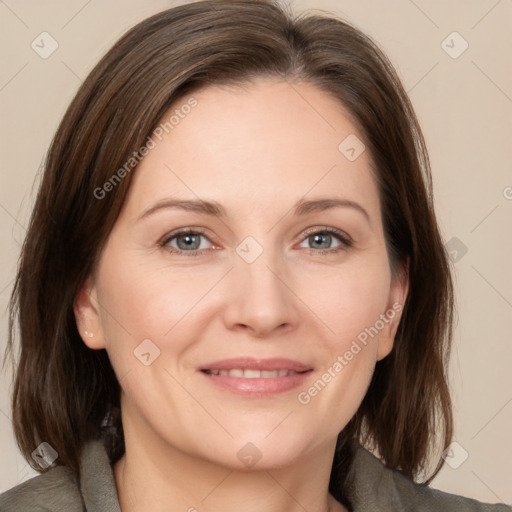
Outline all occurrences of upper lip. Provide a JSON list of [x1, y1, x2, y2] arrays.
[[199, 357, 312, 372]]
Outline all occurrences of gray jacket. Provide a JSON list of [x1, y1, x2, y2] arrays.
[[0, 440, 510, 511]]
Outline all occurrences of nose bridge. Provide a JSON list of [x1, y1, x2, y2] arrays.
[[236, 234, 286, 303], [224, 234, 297, 335]]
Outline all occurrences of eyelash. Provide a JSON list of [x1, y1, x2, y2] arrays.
[[159, 226, 353, 257]]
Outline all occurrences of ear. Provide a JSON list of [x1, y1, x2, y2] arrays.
[[376, 259, 409, 361], [74, 276, 106, 350]]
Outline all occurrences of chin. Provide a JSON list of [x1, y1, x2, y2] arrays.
[[202, 432, 319, 472]]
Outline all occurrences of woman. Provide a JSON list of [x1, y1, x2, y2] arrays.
[[1, 0, 510, 511]]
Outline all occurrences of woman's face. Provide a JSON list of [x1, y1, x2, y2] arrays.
[[76, 77, 407, 469]]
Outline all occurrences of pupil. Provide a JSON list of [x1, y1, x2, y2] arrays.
[[311, 233, 331, 249], [178, 234, 199, 250]]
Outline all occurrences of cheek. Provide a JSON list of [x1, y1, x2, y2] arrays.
[[292, 258, 390, 418], [95, 254, 222, 367], [296, 256, 392, 344]]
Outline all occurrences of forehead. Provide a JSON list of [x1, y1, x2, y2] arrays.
[[122, 78, 380, 220]]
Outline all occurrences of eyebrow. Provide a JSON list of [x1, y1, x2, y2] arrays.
[[138, 197, 370, 223]]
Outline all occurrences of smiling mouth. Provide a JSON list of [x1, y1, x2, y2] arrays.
[[199, 358, 313, 395], [201, 369, 305, 378], [200, 367, 312, 396]]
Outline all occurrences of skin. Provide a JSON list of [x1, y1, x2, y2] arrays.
[[75, 77, 408, 512]]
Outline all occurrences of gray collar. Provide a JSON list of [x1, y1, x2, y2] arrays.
[[80, 440, 122, 512], [77, 439, 395, 511]]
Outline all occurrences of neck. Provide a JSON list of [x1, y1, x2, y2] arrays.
[[114, 402, 348, 512]]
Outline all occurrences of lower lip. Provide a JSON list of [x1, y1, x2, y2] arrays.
[[199, 370, 313, 397]]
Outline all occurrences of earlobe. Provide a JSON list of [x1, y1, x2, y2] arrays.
[[377, 259, 409, 361], [74, 277, 106, 350]]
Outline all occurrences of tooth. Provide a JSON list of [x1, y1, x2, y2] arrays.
[[244, 369, 261, 378], [210, 368, 296, 378]]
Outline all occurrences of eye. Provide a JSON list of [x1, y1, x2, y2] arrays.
[[160, 228, 214, 255], [297, 227, 352, 253], [159, 226, 352, 256]]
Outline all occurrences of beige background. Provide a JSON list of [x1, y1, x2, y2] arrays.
[[1, 0, 511, 505]]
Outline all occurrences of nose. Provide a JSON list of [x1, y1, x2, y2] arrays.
[[222, 251, 300, 338]]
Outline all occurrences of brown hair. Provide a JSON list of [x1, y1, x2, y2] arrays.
[[4, 0, 453, 502]]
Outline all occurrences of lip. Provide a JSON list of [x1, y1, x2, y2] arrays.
[[198, 357, 313, 397], [199, 357, 312, 372]]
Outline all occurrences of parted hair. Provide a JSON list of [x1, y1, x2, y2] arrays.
[[4, 0, 454, 503]]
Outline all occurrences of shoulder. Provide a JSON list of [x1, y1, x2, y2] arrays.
[[0, 439, 120, 512], [0, 465, 83, 512], [346, 444, 512, 511]]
